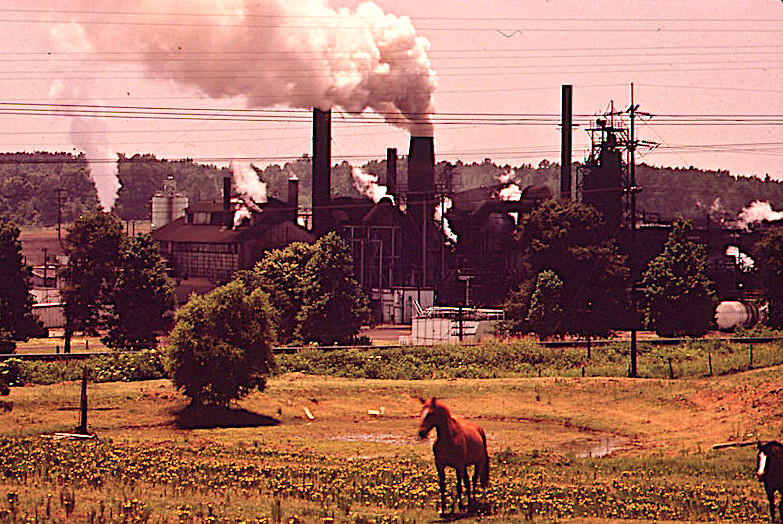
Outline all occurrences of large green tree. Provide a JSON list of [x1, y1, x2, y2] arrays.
[[505, 199, 629, 339], [238, 233, 369, 346], [295, 232, 370, 345], [101, 234, 174, 350], [0, 221, 42, 348], [62, 210, 124, 348], [167, 281, 275, 407], [640, 219, 716, 337], [753, 226, 783, 328], [235, 241, 312, 345]]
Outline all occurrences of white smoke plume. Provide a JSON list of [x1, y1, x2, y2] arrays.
[[351, 167, 393, 204], [434, 196, 457, 243], [48, 25, 120, 210], [725, 245, 755, 271], [230, 161, 267, 204], [499, 184, 522, 201], [497, 168, 521, 201], [738, 200, 783, 227], [48, 0, 436, 135]]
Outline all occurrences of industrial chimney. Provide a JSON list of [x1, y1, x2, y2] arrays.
[[386, 147, 397, 196], [407, 136, 435, 231], [561, 84, 572, 199], [222, 176, 232, 228], [312, 108, 332, 237], [288, 175, 299, 224]]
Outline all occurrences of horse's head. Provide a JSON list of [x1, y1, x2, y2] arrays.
[[757, 440, 783, 481], [758, 444, 768, 481], [417, 397, 448, 439]]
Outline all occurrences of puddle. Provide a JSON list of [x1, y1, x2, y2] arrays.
[[574, 436, 630, 458], [332, 432, 410, 445]]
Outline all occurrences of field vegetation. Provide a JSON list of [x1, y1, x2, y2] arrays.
[[0, 339, 782, 522]]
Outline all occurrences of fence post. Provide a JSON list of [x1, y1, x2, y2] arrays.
[[749, 343, 754, 370], [668, 358, 674, 380], [708, 351, 713, 377]]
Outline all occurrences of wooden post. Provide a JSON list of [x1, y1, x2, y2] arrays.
[[77, 366, 88, 434], [668, 358, 674, 380], [708, 351, 713, 377], [749, 343, 754, 370]]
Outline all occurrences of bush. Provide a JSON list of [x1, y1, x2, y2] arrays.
[[167, 281, 275, 407]]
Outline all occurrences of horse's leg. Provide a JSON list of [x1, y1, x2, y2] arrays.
[[777, 489, 782, 523], [462, 466, 472, 510], [766, 486, 775, 522], [437, 466, 447, 516], [455, 468, 464, 512]]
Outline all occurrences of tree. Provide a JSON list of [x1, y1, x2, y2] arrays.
[[61, 210, 124, 350], [505, 199, 629, 339], [295, 232, 370, 345], [753, 226, 783, 328], [525, 270, 564, 340], [167, 280, 275, 407], [640, 219, 716, 337], [101, 234, 174, 350], [236, 241, 313, 345], [0, 221, 42, 349]]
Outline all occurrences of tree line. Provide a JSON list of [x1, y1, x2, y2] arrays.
[[3, 152, 783, 226]]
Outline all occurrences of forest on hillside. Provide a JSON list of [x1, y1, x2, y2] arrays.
[[2, 151, 782, 227]]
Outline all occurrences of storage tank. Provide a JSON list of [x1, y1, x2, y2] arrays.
[[715, 301, 760, 331], [151, 176, 189, 230]]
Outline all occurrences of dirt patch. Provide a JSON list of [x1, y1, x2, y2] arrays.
[[332, 432, 414, 445]]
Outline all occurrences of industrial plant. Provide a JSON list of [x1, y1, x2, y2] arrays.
[[142, 84, 777, 337]]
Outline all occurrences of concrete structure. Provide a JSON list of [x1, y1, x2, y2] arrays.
[[151, 176, 189, 230]]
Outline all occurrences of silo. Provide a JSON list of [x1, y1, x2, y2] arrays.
[[151, 176, 189, 230]]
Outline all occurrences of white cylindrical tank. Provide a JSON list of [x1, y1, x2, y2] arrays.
[[715, 301, 759, 331], [151, 176, 189, 229]]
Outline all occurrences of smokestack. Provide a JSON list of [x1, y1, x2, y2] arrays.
[[288, 176, 299, 223], [222, 176, 232, 228], [386, 148, 397, 196], [312, 108, 331, 236], [408, 137, 434, 228], [561, 85, 572, 199]]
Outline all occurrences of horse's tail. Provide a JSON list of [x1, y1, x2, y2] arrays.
[[480, 429, 490, 488]]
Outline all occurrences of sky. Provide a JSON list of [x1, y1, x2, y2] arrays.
[[1, 0, 782, 209]]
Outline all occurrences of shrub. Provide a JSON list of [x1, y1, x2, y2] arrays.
[[167, 281, 275, 407]]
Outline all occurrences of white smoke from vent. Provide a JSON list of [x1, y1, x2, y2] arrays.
[[497, 168, 521, 201], [231, 161, 267, 204], [48, 25, 120, 211], [48, 1, 436, 135], [435, 196, 457, 243], [351, 167, 393, 204], [499, 184, 522, 201], [738, 201, 783, 228], [725, 245, 755, 271]]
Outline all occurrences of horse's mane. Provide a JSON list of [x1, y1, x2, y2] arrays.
[[428, 397, 452, 417]]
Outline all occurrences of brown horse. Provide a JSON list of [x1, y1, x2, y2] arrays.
[[758, 440, 783, 522], [417, 397, 489, 515]]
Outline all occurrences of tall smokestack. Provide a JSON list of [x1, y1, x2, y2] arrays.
[[222, 176, 232, 228], [386, 148, 397, 196], [408, 136, 435, 229], [288, 176, 299, 223], [561, 84, 573, 199], [312, 108, 332, 237]]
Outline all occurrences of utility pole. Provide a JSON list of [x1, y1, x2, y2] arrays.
[[628, 83, 638, 378], [626, 82, 652, 378]]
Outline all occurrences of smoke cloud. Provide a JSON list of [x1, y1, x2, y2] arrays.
[[351, 167, 393, 203], [230, 161, 267, 204], [434, 196, 457, 243], [49, 0, 436, 135], [738, 200, 783, 227], [49, 25, 120, 210]]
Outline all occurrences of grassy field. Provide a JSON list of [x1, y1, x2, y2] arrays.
[[1, 359, 782, 523]]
